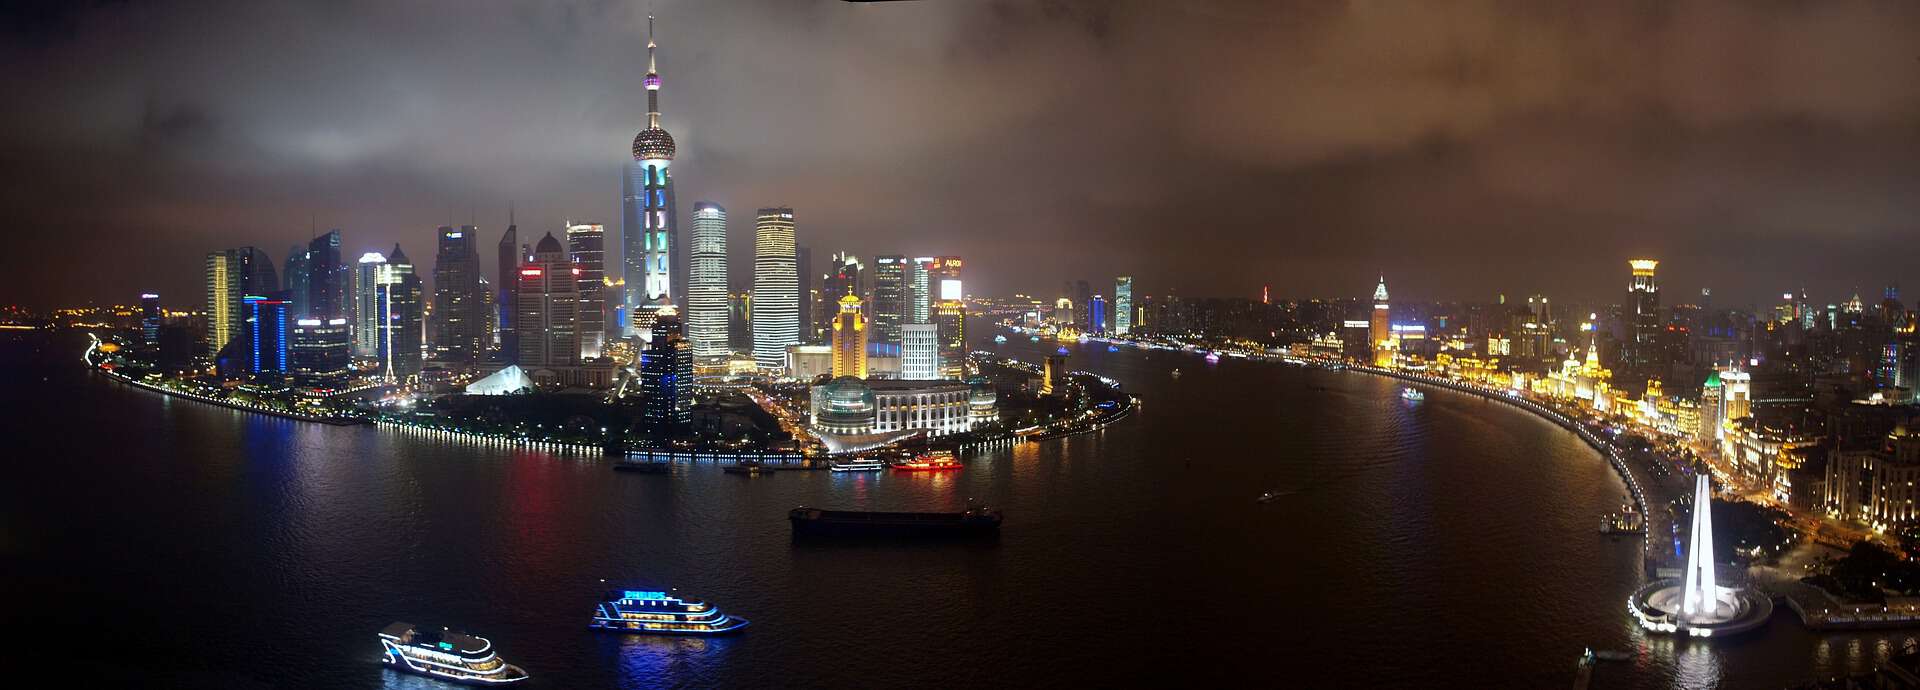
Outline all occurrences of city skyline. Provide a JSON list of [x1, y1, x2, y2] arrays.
[[4, 1, 1918, 309]]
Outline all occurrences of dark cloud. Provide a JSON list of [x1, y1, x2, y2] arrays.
[[1, 0, 1916, 310]]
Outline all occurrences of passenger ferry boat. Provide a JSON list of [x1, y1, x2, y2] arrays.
[[890, 450, 961, 471], [589, 588, 750, 636], [378, 622, 528, 685], [830, 458, 887, 472], [1400, 387, 1425, 402]]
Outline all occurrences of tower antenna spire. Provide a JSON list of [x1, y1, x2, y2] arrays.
[[645, 13, 661, 130]]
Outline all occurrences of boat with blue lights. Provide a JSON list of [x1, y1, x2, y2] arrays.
[[1400, 387, 1424, 402], [589, 588, 750, 636], [378, 622, 528, 685], [830, 458, 887, 472]]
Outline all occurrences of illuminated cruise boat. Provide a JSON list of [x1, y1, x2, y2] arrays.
[[378, 622, 528, 685], [830, 458, 886, 472], [589, 588, 750, 636], [1401, 387, 1425, 402], [890, 450, 961, 471]]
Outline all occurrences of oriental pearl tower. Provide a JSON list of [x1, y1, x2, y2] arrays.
[[622, 14, 677, 342]]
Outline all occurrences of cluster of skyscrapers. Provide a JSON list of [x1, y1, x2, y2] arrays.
[[180, 14, 983, 440]]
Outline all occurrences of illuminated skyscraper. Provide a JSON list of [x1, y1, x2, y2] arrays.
[[831, 293, 869, 379], [752, 208, 799, 372], [517, 232, 580, 368], [814, 253, 862, 345], [870, 255, 906, 349], [496, 220, 519, 362], [567, 222, 608, 359], [204, 247, 277, 358], [353, 252, 386, 357], [902, 323, 938, 380], [908, 257, 934, 324], [1723, 369, 1752, 422], [284, 246, 309, 318], [623, 15, 677, 337], [1114, 276, 1133, 336], [1088, 295, 1107, 334], [934, 299, 966, 379], [1370, 276, 1392, 366], [140, 293, 161, 347], [377, 244, 424, 379], [640, 309, 693, 441], [1628, 259, 1660, 371], [431, 226, 486, 362], [290, 317, 351, 390], [688, 202, 730, 359], [307, 229, 346, 321], [245, 294, 291, 378]]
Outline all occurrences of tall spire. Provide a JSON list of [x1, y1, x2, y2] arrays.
[[1681, 474, 1718, 618], [1373, 276, 1389, 302], [645, 14, 661, 130]]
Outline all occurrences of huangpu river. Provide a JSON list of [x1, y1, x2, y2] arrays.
[[4, 328, 1913, 688]]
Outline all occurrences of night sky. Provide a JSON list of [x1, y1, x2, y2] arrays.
[[2, 0, 1916, 310]]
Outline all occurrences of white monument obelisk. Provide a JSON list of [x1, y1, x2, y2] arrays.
[[1681, 474, 1717, 618]]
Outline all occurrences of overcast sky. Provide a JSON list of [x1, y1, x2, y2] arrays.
[[2, 0, 1916, 310]]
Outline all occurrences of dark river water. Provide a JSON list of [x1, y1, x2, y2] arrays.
[[4, 329, 1917, 688]]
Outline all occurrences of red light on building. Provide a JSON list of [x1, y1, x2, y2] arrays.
[[571, 268, 581, 276], [520, 268, 543, 277]]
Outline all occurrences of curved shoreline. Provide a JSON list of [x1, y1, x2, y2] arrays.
[[97, 368, 369, 426], [1346, 365, 1654, 556]]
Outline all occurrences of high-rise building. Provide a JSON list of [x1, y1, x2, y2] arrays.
[[290, 317, 351, 390], [1723, 369, 1752, 422], [1088, 295, 1108, 334], [307, 229, 346, 321], [908, 257, 934, 324], [901, 323, 939, 380], [353, 252, 386, 358], [814, 253, 862, 345], [284, 246, 310, 318], [934, 299, 966, 379], [930, 257, 963, 304], [204, 247, 277, 358], [140, 293, 161, 346], [496, 222, 519, 362], [623, 16, 677, 337], [1074, 280, 1091, 327], [1628, 259, 1660, 372], [1114, 277, 1133, 336], [1370, 276, 1392, 366], [640, 309, 693, 442], [688, 202, 729, 359], [797, 246, 814, 340], [752, 208, 800, 372], [377, 244, 424, 379], [431, 226, 485, 362], [567, 223, 608, 360], [517, 232, 580, 368], [831, 293, 869, 379], [870, 255, 907, 349], [728, 291, 754, 353], [244, 294, 291, 377]]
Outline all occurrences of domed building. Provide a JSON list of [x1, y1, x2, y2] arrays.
[[810, 376, 876, 436], [968, 377, 998, 426]]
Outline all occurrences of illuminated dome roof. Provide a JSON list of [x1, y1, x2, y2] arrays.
[[632, 127, 676, 161]]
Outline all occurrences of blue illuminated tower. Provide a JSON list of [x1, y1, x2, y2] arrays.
[[623, 14, 677, 339]]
